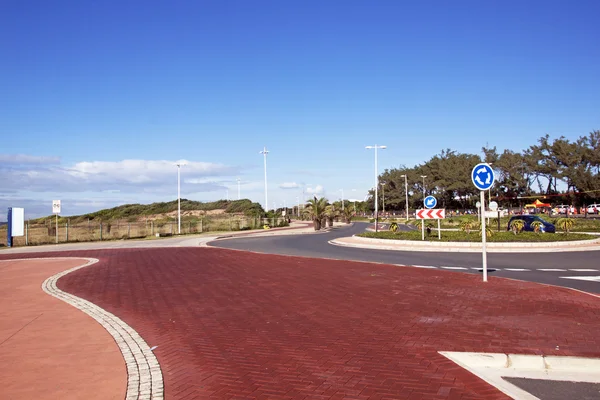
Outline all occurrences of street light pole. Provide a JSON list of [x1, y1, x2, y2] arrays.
[[237, 177, 241, 200], [339, 189, 344, 210], [401, 174, 409, 221], [260, 147, 269, 211], [366, 145, 387, 232], [175, 162, 186, 234], [420, 175, 427, 240], [380, 181, 385, 214]]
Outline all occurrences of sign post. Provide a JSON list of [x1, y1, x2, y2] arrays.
[[416, 208, 445, 240], [423, 196, 437, 240], [52, 200, 61, 244], [471, 163, 495, 282], [489, 201, 499, 232]]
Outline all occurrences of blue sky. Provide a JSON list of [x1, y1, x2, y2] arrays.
[[1, 0, 599, 219]]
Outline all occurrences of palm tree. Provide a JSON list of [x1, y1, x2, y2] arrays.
[[325, 203, 339, 228], [556, 218, 575, 234], [478, 222, 494, 238], [530, 220, 543, 234], [460, 220, 476, 234], [341, 206, 354, 224], [510, 219, 525, 235], [303, 196, 329, 230]]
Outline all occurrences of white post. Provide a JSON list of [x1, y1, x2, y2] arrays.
[[366, 145, 386, 232], [422, 177, 425, 240], [438, 219, 441, 240], [374, 147, 379, 232], [381, 183, 385, 214], [481, 190, 488, 282], [405, 177, 409, 221], [177, 165, 181, 234], [260, 147, 269, 211], [55, 214, 58, 244]]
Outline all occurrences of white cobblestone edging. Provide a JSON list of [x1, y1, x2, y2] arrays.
[[41, 257, 164, 400]]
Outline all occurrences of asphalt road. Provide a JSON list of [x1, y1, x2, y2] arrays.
[[210, 222, 600, 294]]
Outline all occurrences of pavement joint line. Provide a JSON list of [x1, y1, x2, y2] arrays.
[[439, 351, 600, 400], [208, 242, 600, 306], [37, 257, 164, 400]]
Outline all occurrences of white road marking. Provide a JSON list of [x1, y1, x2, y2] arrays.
[[411, 265, 438, 269], [568, 269, 599, 272], [560, 276, 600, 282], [504, 268, 530, 271], [537, 268, 567, 271], [441, 266, 469, 270]]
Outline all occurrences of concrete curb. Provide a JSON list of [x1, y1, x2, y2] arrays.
[[41, 258, 164, 400], [440, 351, 600, 400], [329, 235, 600, 253]]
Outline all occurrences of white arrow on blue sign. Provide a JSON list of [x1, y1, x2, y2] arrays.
[[424, 195, 437, 209], [471, 163, 495, 191]]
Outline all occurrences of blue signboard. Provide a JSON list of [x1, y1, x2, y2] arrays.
[[471, 163, 495, 191], [424, 195, 437, 209]]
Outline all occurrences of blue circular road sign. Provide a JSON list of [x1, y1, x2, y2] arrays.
[[471, 163, 495, 190], [424, 195, 437, 209]]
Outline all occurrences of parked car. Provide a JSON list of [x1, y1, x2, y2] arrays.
[[555, 205, 569, 214], [586, 204, 600, 214], [507, 215, 556, 233]]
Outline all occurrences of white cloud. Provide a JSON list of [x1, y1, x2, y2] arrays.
[[0, 155, 250, 219], [0, 154, 61, 165], [305, 185, 324, 194], [279, 182, 300, 189], [0, 157, 239, 193]]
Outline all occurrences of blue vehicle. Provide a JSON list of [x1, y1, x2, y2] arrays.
[[507, 215, 556, 233]]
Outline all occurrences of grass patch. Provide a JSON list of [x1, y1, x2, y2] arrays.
[[358, 230, 596, 242], [437, 215, 600, 233]]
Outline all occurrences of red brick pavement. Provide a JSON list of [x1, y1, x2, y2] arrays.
[[2, 248, 600, 399]]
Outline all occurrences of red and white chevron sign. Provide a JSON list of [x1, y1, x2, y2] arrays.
[[416, 209, 445, 219]]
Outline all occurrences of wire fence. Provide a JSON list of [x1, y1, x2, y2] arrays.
[[1, 217, 289, 247]]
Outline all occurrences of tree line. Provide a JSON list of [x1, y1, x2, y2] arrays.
[[369, 130, 600, 212]]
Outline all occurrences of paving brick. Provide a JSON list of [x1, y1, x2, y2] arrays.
[[3, 248, 600, 399]]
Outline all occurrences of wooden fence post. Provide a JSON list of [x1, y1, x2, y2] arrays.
[[100, 223, 103, 240]]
